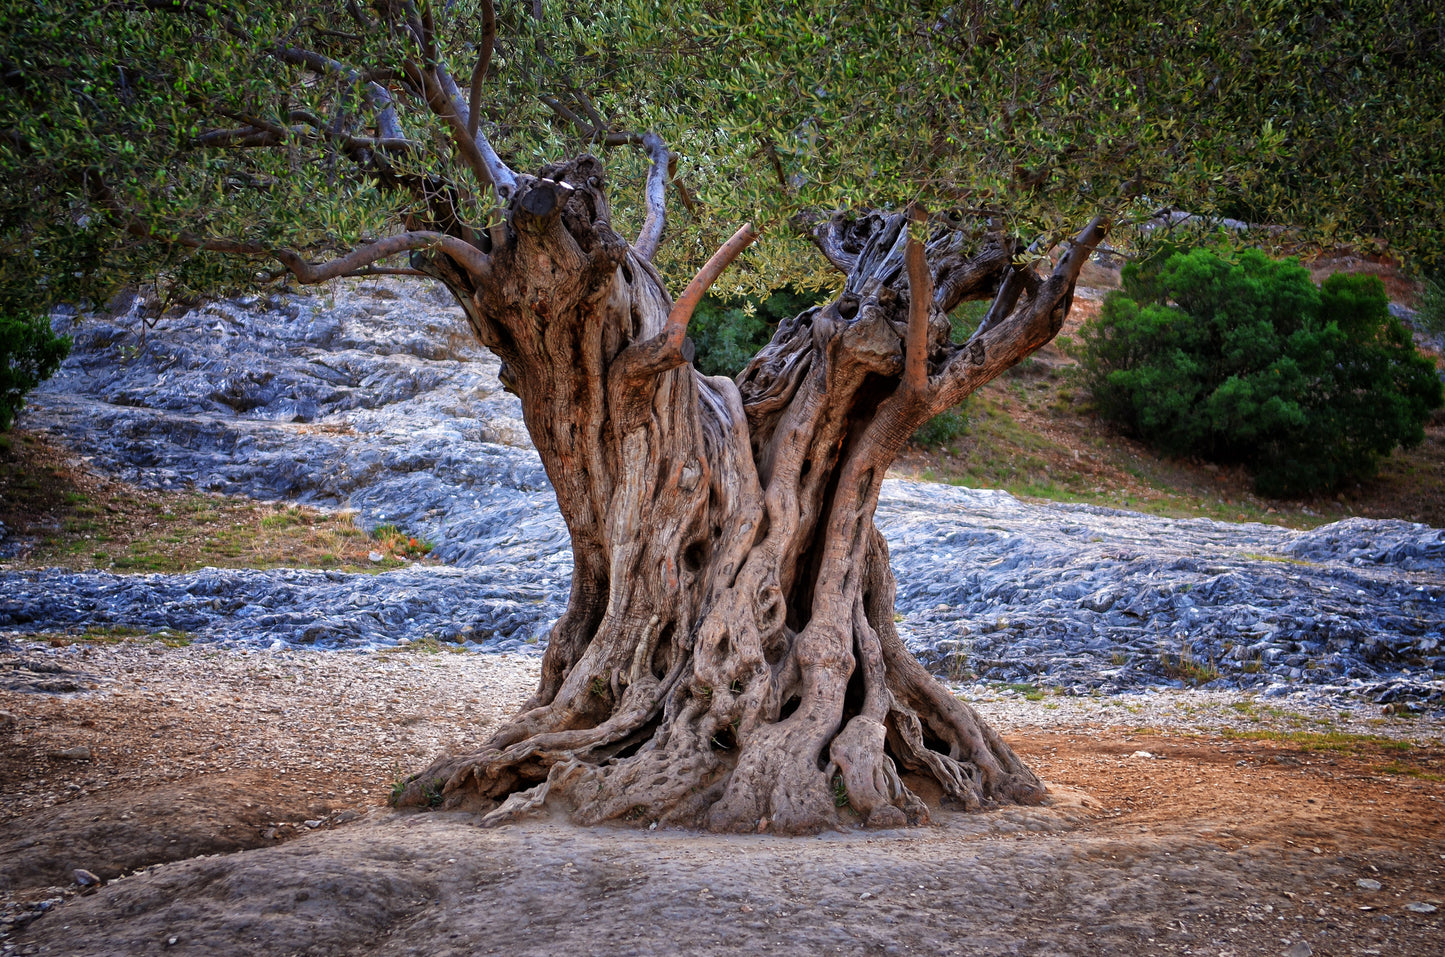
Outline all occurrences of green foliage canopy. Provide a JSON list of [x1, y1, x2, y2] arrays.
[[1, 1, 1441, 324], [690, 288, 824, 378], [1078, 248, 1443, 495]]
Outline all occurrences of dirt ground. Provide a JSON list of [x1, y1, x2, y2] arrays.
[[1, 640, 1442, 956]]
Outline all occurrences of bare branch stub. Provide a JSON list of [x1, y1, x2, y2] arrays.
[[668, 222, 759, 343], [614, 221, 758, 380], [273, 231, 490, 284], [902, 205, 933, 397]]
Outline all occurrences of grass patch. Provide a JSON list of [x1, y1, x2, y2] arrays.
[[1240, 552, 1317, 566], [371, 523, 434, 560], [1375, 760, 1445, 782], [1220, 729, 1413, 753], [1159, 645, 1220, 686], [33, 626, 193, 648], [0, 431, 441, 573], [998, 682, 1047, 701], [381, 635, 466, 655]]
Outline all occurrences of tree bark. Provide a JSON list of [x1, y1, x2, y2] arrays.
[[395, 155, 1103, 833]]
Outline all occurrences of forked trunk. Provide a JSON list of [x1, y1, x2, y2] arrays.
[[397, 155, 1102, 833]]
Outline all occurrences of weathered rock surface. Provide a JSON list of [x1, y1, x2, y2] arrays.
[[0, 565, 562, 652], [5, 280, 1442, 707], [880, 485, 1444, 704]]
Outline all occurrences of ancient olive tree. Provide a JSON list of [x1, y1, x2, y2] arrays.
[[4, 1, 1441, 832]]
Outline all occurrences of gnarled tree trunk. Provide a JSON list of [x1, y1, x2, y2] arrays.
[[396, 154, 1106, 833]]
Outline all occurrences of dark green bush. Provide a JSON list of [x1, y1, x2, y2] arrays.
[[1, 310, 71, 431], [1078, 248, 1442, 496], [912, 406, 969, 448], [690, 287, 824, 378]]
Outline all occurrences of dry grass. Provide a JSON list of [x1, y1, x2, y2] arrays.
[[0, 431, 435, 574], [894, 294, 1445, 529]]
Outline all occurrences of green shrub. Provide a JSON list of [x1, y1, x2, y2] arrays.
[[1, 310, 70, 431], [913, 406, 969, 447], [690, 287, 825, 378], [1078, 248, 1442, 496]]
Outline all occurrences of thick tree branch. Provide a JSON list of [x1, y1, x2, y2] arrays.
[[932, 213, 1110, 410], [902, 206, 932, 396], [273, 231, 490, 283], [432, 60, 517, 198], [667, 222, 758, 346], [269, 45, 404, 142], [613, 222, 757, 378], [634, 133, 669, 262], [467, 0, 497, 140], [336, 266, 430, 278]]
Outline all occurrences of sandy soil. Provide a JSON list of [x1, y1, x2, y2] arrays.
[[2, 640, 1443, 956]]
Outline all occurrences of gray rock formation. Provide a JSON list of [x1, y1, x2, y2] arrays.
[[5, 280, 1442, 708]]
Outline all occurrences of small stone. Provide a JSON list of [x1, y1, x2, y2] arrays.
[[368, 550, 384, 563], [304, 819, 322, 828], [1356, 878, 1383, 891], [165, 936, 179, 947], [1282, 942, 1312, 957], [0, 711, 16, 731], [1130, 751, 1154, 759], [859, 892, 873, 900], [73, 869, 100, 887], [1405, 902, 1437, 914], [49, 746, 92, 761]]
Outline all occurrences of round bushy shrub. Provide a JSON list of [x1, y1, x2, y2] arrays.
[[1, 310, 70, 431], [689, 287, 824, 378], [1078, 248, 1442, 496]]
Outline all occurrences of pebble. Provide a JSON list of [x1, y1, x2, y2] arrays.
[[1282, 942, 1312, 957], [1405, 902, 1438, 914], [1356, 878, 1383, 891], [48, 746, 92, 761], [4, 280, 1442, 711], [72, 869, 100, 887]]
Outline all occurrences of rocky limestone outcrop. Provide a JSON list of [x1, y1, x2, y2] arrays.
[[3, 280, 1441, 708]]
